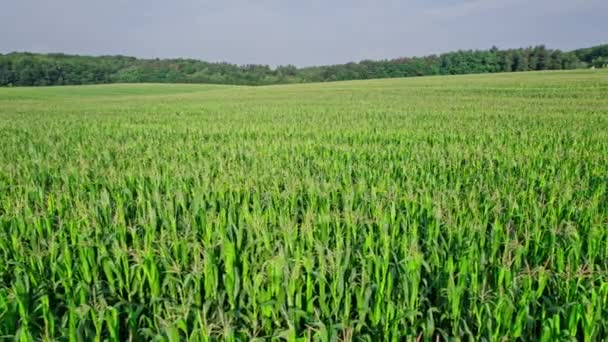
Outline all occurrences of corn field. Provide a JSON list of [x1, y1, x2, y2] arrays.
[[0, 70, 607, 341]]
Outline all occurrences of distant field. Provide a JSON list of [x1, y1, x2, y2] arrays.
[[0, 70, 607, 340]]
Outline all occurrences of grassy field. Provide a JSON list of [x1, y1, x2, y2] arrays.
[[0, 70, 607, 341]]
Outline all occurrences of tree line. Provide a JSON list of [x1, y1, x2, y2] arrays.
[[0, 44, 606, 87]]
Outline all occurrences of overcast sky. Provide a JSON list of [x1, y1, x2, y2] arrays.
[[1, 0, 606, 66]]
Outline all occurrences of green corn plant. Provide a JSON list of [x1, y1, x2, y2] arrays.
[[0, 69, 607, 340]]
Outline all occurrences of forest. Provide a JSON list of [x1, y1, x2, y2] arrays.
[[0, 44, 607, 86]]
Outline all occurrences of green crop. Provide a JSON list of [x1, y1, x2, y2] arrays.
[[0, 69, 607, 341]]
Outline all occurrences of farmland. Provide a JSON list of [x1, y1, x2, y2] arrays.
[[0, 70, 607, 340]]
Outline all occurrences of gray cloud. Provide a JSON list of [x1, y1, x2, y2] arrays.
[[0, 0, 606, 66]]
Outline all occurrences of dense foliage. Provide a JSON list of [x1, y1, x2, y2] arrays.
[[1, 70, 607, 340], [1, 44, 606, 86]]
